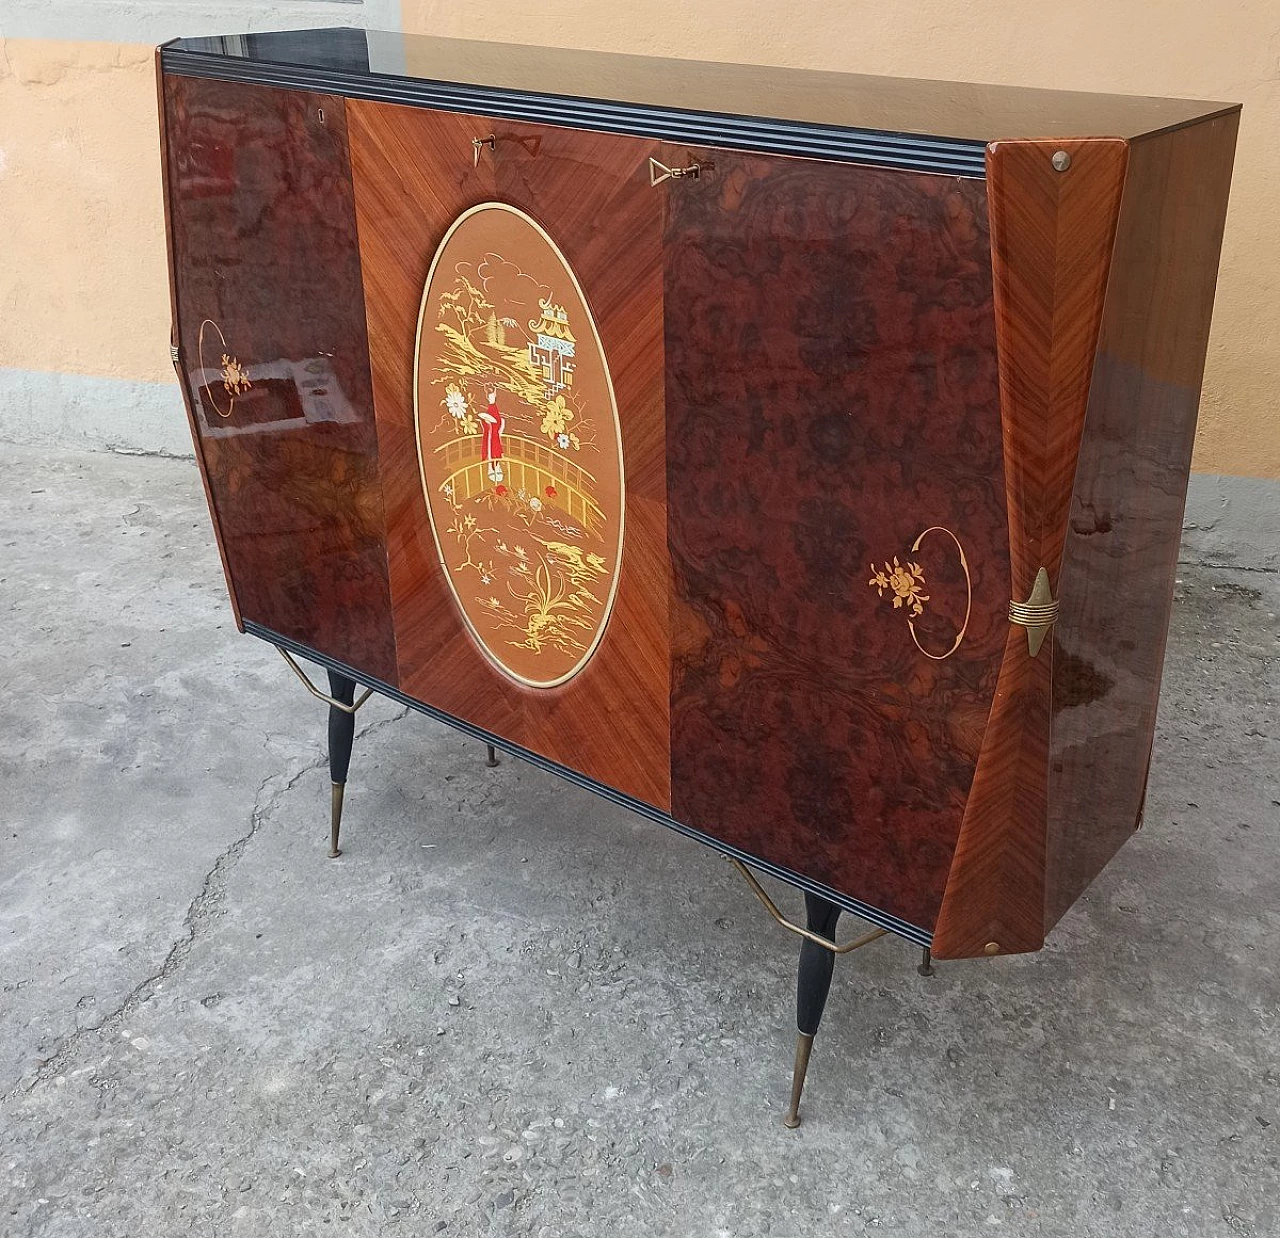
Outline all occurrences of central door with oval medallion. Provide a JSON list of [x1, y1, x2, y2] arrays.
[[414, 203, 626, 689], [348, 101, 671, 809]]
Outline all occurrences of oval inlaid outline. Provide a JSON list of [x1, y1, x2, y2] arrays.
[[411, 201, 627, 690], [907, 526, 972, 662], [197, 318, 237, 418]]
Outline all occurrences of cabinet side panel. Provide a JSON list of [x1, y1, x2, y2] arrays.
[[157, 56, 241, 628], [164, 76, 396, 682], [348, 100, 671, 809], [933, 138, 1128, 958], [666, 154, 1008, 932], [1047, 113, 1239, 927]]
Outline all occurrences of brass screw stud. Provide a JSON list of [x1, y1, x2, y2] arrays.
[[984, 941, 1001, 956], [1051, 150, 1071, 172]]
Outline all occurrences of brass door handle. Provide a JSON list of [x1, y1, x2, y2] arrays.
[[649, 156, 710, 186], [1009, 567, 1058, 657]]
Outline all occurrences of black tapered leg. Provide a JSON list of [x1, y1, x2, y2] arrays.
[[326, 670, 357, 859], [918, 946, 935, 977], [784, 892, 842, 1129], [485, 743, 499, 767]]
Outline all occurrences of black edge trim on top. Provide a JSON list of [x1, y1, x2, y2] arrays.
[[160, 45, 988, 178], [244, 620, 934, 948]]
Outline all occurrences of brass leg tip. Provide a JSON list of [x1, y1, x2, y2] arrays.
[[329, 782, 345, 859], [783, 1032, 815, 1131]]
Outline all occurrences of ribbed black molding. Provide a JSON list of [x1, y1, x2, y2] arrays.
[[245, 620, 934, 947], [160, 44, 987, 178]]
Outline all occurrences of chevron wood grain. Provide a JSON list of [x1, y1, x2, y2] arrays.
[[932, 138, 1129, 958]]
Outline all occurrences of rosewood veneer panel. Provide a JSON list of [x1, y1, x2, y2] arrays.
[[162, 77, 396, 682], [1046, 114, 1239, 927], [347, 100, 670, 808], [665, 151, 1008, 931], [932, 139, 1129, 958]]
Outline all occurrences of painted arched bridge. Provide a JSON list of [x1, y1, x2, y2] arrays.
[[433, 433, 605, 533]]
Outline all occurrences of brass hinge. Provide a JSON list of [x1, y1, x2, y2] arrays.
[[1009, 567, 1058, 657]]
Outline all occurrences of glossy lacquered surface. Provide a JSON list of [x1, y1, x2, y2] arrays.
[[665, 151, 1007, 932], [163, 28, 1235, 147], [162, 75, 397, 682], [931, 137, 1130, 958], [412, 202, 627, 690], [1046, 113, 1240, 927], [347, 99, 671, 809], [160, 58, 1240, 955]]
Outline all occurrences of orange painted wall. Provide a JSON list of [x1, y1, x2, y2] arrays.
[[1, 10, 1274, 475]]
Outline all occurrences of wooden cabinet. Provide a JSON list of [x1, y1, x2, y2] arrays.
[[158, 31, 1238, 970]]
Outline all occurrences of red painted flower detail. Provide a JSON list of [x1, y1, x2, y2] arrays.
[[545, 486, 557, 498], [495, 484, 508, 496]]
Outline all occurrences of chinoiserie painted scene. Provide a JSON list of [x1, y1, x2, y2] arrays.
[[413, 203, 625, 689]]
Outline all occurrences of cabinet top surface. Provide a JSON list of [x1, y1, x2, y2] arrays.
[[163, 26, 1235, 150]]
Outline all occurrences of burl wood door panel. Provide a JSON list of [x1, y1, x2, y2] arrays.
[[664, 151, 1009, 930], [162, 77, 396, 682], [347, 101, 670, 808]]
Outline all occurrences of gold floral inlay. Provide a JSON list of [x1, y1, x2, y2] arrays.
[[196, 319, 247, 419], [868, 527, 971, 661], [220, 353, 252, 398], [868, 556, 929, 617]]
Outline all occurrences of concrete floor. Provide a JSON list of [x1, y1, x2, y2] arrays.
[[1, 442, 1277, 1238]]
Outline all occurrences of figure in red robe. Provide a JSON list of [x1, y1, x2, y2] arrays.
[[479, 387, 505, 482]]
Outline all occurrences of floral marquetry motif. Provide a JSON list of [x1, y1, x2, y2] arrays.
[[196, 318, 252, 418], [868, 557, 929, 617], [220, 354, 251, 398], [414, 203, 625, 688], [869, 527, 972, 662]]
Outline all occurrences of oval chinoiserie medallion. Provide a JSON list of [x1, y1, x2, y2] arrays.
[[413, 203, 625, 688]]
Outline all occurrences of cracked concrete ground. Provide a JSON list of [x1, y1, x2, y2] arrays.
[[1, 441, 1278, 1238]]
